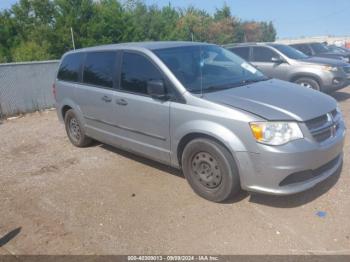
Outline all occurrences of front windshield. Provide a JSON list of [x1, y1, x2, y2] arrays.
[[329, 45, 347, 54], [270, 44, 309, 60], [154, 45, 267, 93], [311, 43, 329, 54]]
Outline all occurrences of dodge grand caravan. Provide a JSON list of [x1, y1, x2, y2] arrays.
[[55, 42, 345, 202]]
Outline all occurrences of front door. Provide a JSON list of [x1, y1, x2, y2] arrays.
[[113, 51, 171, 164], [251, 46, 290, 81]]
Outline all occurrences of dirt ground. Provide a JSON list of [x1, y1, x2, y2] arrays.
[[0, 87, 350, 255]]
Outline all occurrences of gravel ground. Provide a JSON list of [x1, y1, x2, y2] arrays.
[[0, 87, 349, 255]]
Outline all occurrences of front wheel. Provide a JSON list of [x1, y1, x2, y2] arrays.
[[294, 77, 320, 91], [181, 138, 241, 202]]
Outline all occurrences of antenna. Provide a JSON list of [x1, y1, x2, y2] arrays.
[[70, 27, 76, 50], [200, 45, 203, 98], [200, 16, 204, 97]]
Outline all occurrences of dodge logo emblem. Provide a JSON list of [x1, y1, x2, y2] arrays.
[[326, 113, 337, 137]]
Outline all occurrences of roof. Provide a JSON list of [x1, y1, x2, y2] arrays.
[[70, 41, 211, 53], [223, 42, 277, 48], [290, 42, 324, 45]]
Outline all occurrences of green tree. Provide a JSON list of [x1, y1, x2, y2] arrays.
[[0, 10, 17, 62], [214, 3, 231, 21], [175, 7, 212, 42], [12, 41, 50, 62], [10, 0, 55, 42], [0, 0, 278, 62], [52, 0, 95, 56], [260, 21, 277, 42], [84, 0, 126, 46]]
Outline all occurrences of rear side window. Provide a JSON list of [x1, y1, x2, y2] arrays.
[[83, 52, 116, 88], [310, 43, 329, 54], [230, 47, 250, 60], [291, 44, 312, 56], [57, 53, 83, 82], [120, 52, 163, 95], [252, 47, 278, 62]]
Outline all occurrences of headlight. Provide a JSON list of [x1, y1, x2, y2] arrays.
[[336, 105, 343, 118], [336, 105, 341, 113], [322, 65, 338, 72], [250, 122, 303, 146]]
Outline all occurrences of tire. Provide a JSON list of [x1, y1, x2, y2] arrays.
[[64, 109, 92, 147], [294, 77, 320, 91], [181, 138, 241, 202]]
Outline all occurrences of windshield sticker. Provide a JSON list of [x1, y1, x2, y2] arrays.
[[241, 62, 257, 74]]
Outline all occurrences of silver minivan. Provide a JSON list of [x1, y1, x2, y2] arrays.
[[54, 42, 346, 202]]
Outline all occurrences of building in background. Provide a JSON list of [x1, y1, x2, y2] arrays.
[[276, 35, 350, 48]]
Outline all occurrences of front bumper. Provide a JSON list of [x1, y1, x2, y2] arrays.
[[322, 71, 350, 92], [323, 77, 349, 92], [236, 121, 346, 195]]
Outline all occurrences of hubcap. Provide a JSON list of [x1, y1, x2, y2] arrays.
[[299, 82, 313, 89], [191, 152, 222, 188], [69, 118, 81, 142]]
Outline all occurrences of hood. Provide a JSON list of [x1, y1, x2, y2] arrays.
[[299, 56, 348, 66], [313, 53, 350, 61], [203, 79, 337, 121], [323, 51, 350, 57]]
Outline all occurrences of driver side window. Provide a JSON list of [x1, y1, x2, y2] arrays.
[[295, 44, 312, 56], [252, 47, 279, 62], [120, 52, 164, 95]]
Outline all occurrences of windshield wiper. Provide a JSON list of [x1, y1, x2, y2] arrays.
[[239, 77, 270, 85], [190, 77, 270, 94], [193, 83, 244, 93]]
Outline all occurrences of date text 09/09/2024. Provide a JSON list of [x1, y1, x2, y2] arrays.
[[127, 255, 219, 261]]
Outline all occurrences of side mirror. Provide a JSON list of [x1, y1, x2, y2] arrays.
[[271, 57, 285, 63], [147, 80, 167, 100]]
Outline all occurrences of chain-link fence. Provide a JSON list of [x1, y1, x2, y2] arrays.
[[0, 60, 59, 118]]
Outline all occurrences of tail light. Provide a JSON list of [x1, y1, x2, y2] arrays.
[[52, 83, 57, 101]]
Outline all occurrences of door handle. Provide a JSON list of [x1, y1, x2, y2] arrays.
[[116, 98, 128, 106], [102, 95, 112, 102]]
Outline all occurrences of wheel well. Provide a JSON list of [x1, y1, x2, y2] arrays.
[[177, 133, 233, 167], [291, 74, 321, 87], [61, 105, 72, 119]]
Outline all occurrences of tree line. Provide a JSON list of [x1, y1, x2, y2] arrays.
[[0, 0, 277, 63]]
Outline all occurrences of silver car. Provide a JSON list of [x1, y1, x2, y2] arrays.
[[54, 42, 345, 202], [227, 43, 350, 92]]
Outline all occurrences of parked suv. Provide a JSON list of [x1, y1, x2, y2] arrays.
[[227, 43, 350, 92], [290, 42, 350, 63], [327, 44, 350, 56], [55, 42, 345, 202]]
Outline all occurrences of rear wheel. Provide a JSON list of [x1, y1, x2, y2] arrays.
[[181, 138, 241, 202], [64, 109, 92, 147], [294, 77, 320, 91]]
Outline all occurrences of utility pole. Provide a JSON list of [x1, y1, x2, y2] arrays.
[[70, 27, 76, 50]]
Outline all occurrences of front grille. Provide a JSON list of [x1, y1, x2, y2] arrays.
[[314, 129, 332, 142], [305, 114, 328, 130], [305, 109, 340, 143], [279, 155, 341, 186]]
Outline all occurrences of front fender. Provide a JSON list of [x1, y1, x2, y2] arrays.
[[171, 120, 248, 167]]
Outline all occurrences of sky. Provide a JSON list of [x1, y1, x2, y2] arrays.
[[0, 0, 349, 39]]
